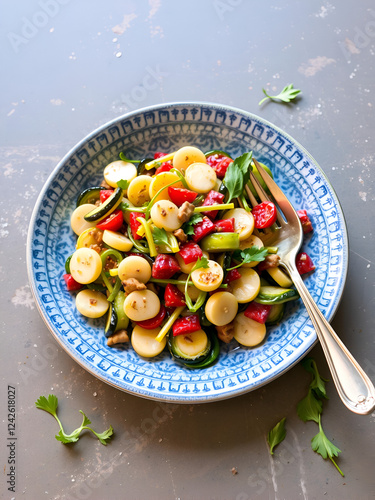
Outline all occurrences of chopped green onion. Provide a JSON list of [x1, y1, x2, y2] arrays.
[[170, 168, 188, 188]]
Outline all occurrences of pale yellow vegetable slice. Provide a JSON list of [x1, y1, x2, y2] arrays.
[[233, 312, 266, 347], [149, 172, 184, 202], [127, 175, 152, 206], [175, 251, 209, 274], [75, 290, 109, 318], [117, 255, 152, 283], [124, 290, 160, 321], [205, 292, 238, 326], [172, 146, 207, 175], [177, 273, 201, 301], [70, 204, 97, 236], [267, 267, 293, 288], [238, 234, 264, 268], [150, 200, 182, 232], [102, 230, 133, 252], [191, 260, 224, 292], [174, 329, 208, 357], [70, 248, 102, 284], [131, 325, 166, 357], [230, 268, 260, 303], [223, 208, 254, 241], [76, 227, 103, 250], [185, 162, 217, 193], [103, 160, 137, 188]]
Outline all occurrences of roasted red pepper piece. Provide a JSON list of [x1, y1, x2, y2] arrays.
[[168, 187, 197, 206], [129, 212, 145, 240], [192, 217, 216, 242], [296, 252, 315, 274], [154, 152, 166, 159], [202, 190, 225, 219], [206, 154, 233, 179], [297, 209, 313, 234], [63, 274, 83, 291], [100, 189, 114, 203], [152, 254, 181, 279], [252, 201, 277, 229], [178, 242, 203, 264], [164, 284, 186, 307], [244, 302, 271, 324], [137, 305, 167, 329], [155, 162, 173, 175], [224, 268, 241, 283], [96, 209, 123, 231], [215, 218, 235, 233], [172, 314, 201, 336]]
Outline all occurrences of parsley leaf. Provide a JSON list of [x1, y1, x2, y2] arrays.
[[297, 388, 322, 423], [223, 152, 253, 203], [152, 226, 170, 247], [228, 246, 268, 270], [182, 213, 203, 236], [311, 415, 344, 476], [191, 256, 209, 272], [302, 357, 328, 399], [267, 417, 287, 455], [119, 152, 139, 163], [35, 395, 113, 446], [259, 84, 301, 106], [117, 179, 130, 190]]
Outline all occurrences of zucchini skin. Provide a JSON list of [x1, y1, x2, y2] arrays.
[[167, 332, 211, 365], [76, 186, 106, 207], [266, 303, 285, 325], [84, 187, 123, 222], [185, 330, 220, 369], [105, 304, 118, 338], [204, 149, 232, 159], [255, 286, 300, 305], [137, 157, 153, 175]]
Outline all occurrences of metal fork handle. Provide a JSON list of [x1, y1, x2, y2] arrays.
[[284, 262, 375, 415]]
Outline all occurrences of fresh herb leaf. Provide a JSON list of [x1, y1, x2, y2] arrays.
[[229, 246, 268, 270], [302, 357, 328, 399], [259, 84, 301, 106], [297, 388, 323, 423], [267, 417, 287, 455], [119, 152, 139, 163], [311, 415, 344, 476], [117, 179, 130, 190], [223, 152, 253, 204], [151, 226, 170, 247], [182, 213, 203, 236], [191, 256, 209, 272], [35, 395, 113, 446]]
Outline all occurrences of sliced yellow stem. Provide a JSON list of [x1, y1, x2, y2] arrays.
[[137, 217, 157, 257], [145, 152, 176, 170], [155, 306, 185, 342]]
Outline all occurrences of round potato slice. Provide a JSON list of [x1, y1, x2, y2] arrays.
[[175, 251, 209, 275], [172, 146, 207, 175], [131, 325, 166, 357], [75, 290, 109, 318], [70, 248, 102, 284], [149, 172, 184, 202], [70, 204, 97, 236], [238, 234, 264, 268], [150, 200, 181, 232], [103, 161, 137, 188], [233, 312, 266, 347], [230, 268, 260, 303], [124, 290, 160, 322], [185, 162, 217, 193], [205, 292, 238, 326], [102, 230, 133, 252], [127, 175, 152, 206], [223, 208, 254, 241], [76, 227, 103, 250], [191, 260, 224, 292], [118, 255, 152, 283]]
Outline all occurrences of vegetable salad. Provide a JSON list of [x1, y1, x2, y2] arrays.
[[64, 146, 315, 369]]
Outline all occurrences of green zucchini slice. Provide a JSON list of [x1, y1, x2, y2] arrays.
[[254, 286, 299, 305], [84, 187, 123, 222], [266, 303, 285, 325], [168, 330, 211, 365], [200, 232, 240, 253], [105, 304, 117, 338], [113, 291, 129, 331], [76, 186, 106, 207]]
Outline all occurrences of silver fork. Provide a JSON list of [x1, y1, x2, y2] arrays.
[[247, 158, 375, 415]]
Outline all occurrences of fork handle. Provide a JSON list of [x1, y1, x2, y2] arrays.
[[284, 263, 375, 415]]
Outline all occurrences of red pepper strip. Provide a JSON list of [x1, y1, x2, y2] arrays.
[[137, 305, 167, 329], [213, 157, 233, 179], [154, 152, 166, 159], [172, 314, 201, 336], [244, 302, 272, 324], [206, 153, 225, 168], [297, 209, 313, 234], [178, 242, 203, 264], [201, 190, 225, 219], [100, 189, 114, 203], [215, 218, 235, 233], [164, 284, 186, 307], [168, 187, 197, 207], [96, 209, 123, 231], [155, 162, 173, 175], [63, 274, 83, 291], [252, 201, 277, 229], [224, 268, 241, 283], [192, 217, 216, 242], [296, 252, 315, 275], [152, 254, 181, 279], [129, 212, 145, 240]]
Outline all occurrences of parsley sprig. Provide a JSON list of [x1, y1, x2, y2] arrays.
[[223, 151, 253, 204], [228, 246, 268, 271], [259, 84, 301, 106], [182, 213, 203, 236], [267, 417, 287, 455], [35, 395, 113, 445]]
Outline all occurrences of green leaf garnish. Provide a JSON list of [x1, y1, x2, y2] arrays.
[[259, 84, 301, 106], [297, 388, 323, 423], [119, 152, 140, 163], [151, 226, 170, 247], [35, 395, 113, 446], [311, 415, 344, 476], [267, 417, 286, 455], [223, 152, 253, 204], [182, 213, 203, 236], [228, 246, 268, 270], [302, 357, 329, 400], [117, 179, 130, 190]]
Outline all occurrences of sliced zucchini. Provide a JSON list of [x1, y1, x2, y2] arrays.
[[105, 303, 117, 337], [65, 254, 73, 274], [84, 187, 123, 222], [113, 291, 129, 330], [266, 303, 285, 325], [266, 267, 293, 288], [200, 232, 240, 253], [185, 330, 220, 369], [168, 329, 211, 365], [255, 286, 300, 305], [77, 187, 106, 207]]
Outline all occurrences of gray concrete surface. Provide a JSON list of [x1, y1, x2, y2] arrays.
[[1, 1, 375, 499]]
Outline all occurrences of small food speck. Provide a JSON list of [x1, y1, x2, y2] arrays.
[[231, 467, 238, 475]]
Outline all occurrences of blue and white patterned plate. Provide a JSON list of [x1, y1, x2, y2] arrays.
[[27, 103, 348, 403]]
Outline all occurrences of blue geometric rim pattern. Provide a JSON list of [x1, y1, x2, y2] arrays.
[[27, 102, 348, 403]]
